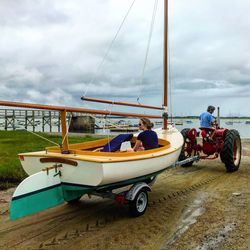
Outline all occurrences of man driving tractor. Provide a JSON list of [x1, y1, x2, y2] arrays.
[[199, 105, 216, 128], [179, 105, 241, 172]]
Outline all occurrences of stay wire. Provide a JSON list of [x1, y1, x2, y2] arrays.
[[137, 0, 158, 104], [23, 129, 60, 146], [83, 0, 136, 98], [88, 107, 113, 152]]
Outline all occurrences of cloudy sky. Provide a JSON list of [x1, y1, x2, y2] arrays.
[[0, 0, 250, 116]]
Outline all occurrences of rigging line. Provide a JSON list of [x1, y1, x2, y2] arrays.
[[87, 106, 113, 152], [106, 104, 114, 152], [61, 112, 73, 146], [137, 0, 159, 104], [22, 129, 60, 146], [83, 0, 136, 98]]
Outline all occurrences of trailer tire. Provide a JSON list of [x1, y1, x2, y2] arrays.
[[178, 128, 196, 167], [220, 129, 241, 172], [129, 189, 148, 217]]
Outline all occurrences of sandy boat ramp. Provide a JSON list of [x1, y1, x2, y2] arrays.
[[0, 141, 249, 250]]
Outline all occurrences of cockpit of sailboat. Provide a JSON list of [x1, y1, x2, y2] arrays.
[[19, 136, 172, 164]]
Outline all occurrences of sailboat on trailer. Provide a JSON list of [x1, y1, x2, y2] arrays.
[[0, 0, 183, 220]]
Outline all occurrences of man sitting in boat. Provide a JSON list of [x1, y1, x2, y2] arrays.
[[128, 118, 158, 152]]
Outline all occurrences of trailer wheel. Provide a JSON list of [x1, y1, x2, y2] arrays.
[[178, 128, 197, 167], [129, 189, 148, 217], [220, 129, 241, 172]]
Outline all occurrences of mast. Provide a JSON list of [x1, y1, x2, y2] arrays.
[[163, 0, 168, 129]]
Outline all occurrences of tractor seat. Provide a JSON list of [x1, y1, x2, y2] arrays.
[[199, 127, 215, 132], [199, 127, 215, 138]]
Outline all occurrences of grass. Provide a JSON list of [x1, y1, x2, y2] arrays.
[[0, 131, 99, 189]]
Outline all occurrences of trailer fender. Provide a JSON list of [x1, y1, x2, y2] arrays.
[[125, 182, 151, 201]]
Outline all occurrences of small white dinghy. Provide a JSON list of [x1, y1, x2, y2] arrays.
[[10, 126, 183, 220]]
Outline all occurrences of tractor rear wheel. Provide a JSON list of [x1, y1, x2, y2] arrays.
[[220, 129, 241, 172], [178, 128, 197, 167]]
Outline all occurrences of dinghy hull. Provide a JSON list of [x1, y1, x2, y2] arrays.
[[11, 127, 183, 220]]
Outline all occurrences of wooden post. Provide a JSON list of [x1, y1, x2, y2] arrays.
[[58, 111, 60, 132], [4, 110, 7, 130], [25, 110, 28, 130], [60, 110, 69, 151], [13, 110, 15, 130], [42, 111, 45, 132], [32, 110, 35, 132], [49, 111, 52, 132]]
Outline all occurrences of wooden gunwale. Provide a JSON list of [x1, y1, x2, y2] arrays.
[[18, 138, 179, 163], [40, 158, 78, 166], [46, 137, 169, 154], [18, 147, 179, 163]]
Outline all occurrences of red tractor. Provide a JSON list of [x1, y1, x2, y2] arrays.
[[178, 125, 242, 172]]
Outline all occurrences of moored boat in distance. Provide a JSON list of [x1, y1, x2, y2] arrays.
[[110, 127, 139, 132], [175, 121, 183, 125]]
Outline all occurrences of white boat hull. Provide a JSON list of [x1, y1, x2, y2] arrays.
[[19, 126, 183, 187], [19, 147, 181, 187]]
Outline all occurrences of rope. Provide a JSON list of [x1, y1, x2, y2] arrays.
[[23, 129, 60, 146], [137, 0, 158, 103], [61, 113, 73, 146], [83, 0, 136, 98]]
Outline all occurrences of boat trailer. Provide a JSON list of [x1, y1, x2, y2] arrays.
[[86, 156, 200, 217]]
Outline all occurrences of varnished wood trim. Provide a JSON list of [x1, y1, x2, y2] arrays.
[[81, 97, 164, 110], [40, 157, 78, 166], [20, 145, 181, 163]]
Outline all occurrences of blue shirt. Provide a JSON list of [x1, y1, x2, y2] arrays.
[[199, 112, 215, 128], [137, 130, 158, 150]]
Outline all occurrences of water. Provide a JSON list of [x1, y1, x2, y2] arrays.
[[153, 118, 250, 138], [171, 119, 250, 138], [96, 118, 250, 138], [161, 192, 207, 250], [1, 118, 250, 138], [196, 223, 236, 250]]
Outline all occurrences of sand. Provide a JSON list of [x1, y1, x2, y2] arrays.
[[0, 141, 249, 250]]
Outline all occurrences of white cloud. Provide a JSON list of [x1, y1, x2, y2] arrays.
[[0, 0, 250, 116]]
